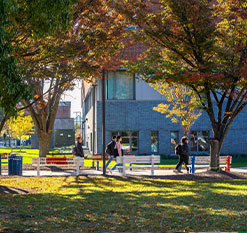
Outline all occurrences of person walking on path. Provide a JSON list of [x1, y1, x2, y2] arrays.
[[75, 137, 84, 157], [110, 136, 123, 173], [73, 137, 84, 175], [173, 136, 190, 174], [105, 135, 117, 169]]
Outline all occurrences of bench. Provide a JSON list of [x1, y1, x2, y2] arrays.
[[32, 157, 84, 176], [92, 154, 135, 170], [189, 155, 232, 174], [116, 155, 161, 176], [92, 154, 110, 170]]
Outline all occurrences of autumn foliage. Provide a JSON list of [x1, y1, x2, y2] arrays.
[[114, 0, 247, 169], [151, 82, 201, 136]]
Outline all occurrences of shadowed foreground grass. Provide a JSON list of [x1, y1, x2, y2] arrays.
[[0, 177, 246, 232]]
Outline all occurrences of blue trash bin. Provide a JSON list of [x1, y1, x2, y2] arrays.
[[8, 155, 23, 176]]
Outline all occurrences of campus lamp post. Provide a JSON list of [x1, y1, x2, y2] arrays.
[[102, 70, 106, 176], [92, 79, 97, 158]]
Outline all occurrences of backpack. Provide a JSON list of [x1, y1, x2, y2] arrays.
[[175, 143, 183, 155], [105, 141, 114, 155], [72, 146, 77, 155]]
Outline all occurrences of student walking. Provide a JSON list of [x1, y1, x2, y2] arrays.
[[105, 136, 117, 169], [110, 136, 123, 173], [173, 136, 190, 173], [73, 137, 84, 175], [75, 137, 84, 157]]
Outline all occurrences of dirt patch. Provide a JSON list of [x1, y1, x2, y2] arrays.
[[0, 185, 38, 194], [131, 170, 247, 181]]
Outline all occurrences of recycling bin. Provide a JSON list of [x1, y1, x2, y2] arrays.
[[8, 155, 23, 176]]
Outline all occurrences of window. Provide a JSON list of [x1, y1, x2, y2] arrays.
[[171, 131, 179, 152], [112, 131, 138, 152], [190, 130, 209, 152], [84, 92, 92, 115], [151, 131, 159, 153], [106, 71, 135, 100]]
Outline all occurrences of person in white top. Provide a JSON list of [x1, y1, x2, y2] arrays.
[[110, 136, 123, 173]]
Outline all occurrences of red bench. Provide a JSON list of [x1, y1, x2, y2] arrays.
[[32, 157, 84, 176]]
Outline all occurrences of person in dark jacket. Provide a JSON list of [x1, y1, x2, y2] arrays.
[[174, 136, 190, 173], [105, 136, 117, 170], [110, 136, 123, 173], [76, 137, 84, 157]]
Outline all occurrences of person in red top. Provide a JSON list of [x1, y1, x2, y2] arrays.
[[110, 136, 123, 173]]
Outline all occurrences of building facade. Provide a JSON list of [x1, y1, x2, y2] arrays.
[[82, 71, 247, 155], [31, 101, 75, 149]]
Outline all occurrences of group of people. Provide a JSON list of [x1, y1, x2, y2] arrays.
[[105, 135, 123, 173], [74, 135, 190, 174], [74, 135, 124, 173]]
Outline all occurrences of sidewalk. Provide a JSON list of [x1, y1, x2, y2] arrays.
[[1, 167, 247, 177]]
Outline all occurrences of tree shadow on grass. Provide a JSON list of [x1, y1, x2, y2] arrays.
[[0, 185, 30, 194], [0, 177, 246, 232]]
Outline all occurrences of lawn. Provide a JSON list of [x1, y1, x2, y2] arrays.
[[0, 177, 246, 232]]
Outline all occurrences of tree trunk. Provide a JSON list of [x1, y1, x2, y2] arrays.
[[38, 132, 52, 157], [210, 139, 220, 171]]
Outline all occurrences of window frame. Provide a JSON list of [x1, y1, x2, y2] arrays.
[[170, 131, 179, 153], [106, 71, 136, 100], [190, 130, 210, 152], [151, 130, 159, 153], [111, 131, 139, 153]]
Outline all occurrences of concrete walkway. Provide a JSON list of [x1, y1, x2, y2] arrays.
[[1, 167, 247, 177]]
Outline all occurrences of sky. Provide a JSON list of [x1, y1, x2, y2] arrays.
[[61, 80, 82, 119]]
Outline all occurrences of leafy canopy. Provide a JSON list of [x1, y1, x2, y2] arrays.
[[0, 0, 77, 121], [115, 0, 247, 151], [4, 110, 34, 140], [152, 82, 201, 136]]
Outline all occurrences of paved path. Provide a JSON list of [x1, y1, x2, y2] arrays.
[[1, 167, 247, 177]]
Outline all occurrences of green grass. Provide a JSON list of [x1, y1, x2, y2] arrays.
[[0, 177, 246, 232], [231, 157, 247, 168], [0, 148, 39, 164]]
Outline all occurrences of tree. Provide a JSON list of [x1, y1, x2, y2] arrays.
[[151, 82, 201, 136], [4, 110, 34, 151], [18, 0, 129, 157], [22, 71, 77, 157], [0, 1, 30, 132], [115, 0, 247, 170], [0, 0, 77, 133]]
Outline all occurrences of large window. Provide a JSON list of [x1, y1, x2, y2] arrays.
[[190, 130, 209, 152], [151, 131, 159, 153], [171, 131, 179, 152], [106, 71, 135, 100], [112, 131, 138, 152]]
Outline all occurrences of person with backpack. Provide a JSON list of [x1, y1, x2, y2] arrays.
[[109, 136, 123, 173], [105, 135, 117, 170], [173, 136, 190, 174], [75, 137, 84, 157]]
